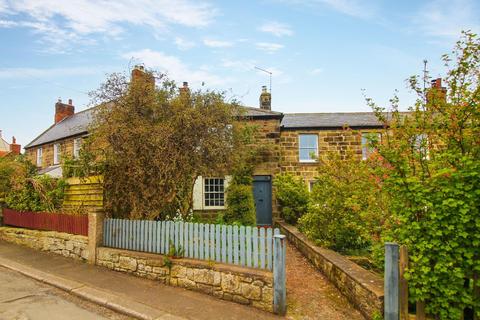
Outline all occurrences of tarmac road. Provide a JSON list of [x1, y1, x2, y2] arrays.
[[0, 266, 132, 320]]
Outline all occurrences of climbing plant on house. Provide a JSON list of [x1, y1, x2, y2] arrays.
[[366, 31, 480, 319], [87, 70, 256, 220]]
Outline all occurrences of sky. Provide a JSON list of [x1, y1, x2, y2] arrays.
[[0, 0, 479, 147]]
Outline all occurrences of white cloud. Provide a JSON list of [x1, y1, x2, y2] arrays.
[[221, 59, 257, 72], [255, 42, 284, 53], [413, 0, 479, 39], [310, 68, 323, 75], [276, 0, 375, 19], [0, 0, 217, 50], [122, 49, 226, 86], [259, 21, 293, 37], [174, 37, 195, 50], [0, 66, 99, 79], [203, 38, 234, 48]]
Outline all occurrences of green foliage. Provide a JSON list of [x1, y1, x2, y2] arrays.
[[298, 150, 389, 254], [0, 156, 66, 212], [168, 240, 184, 258], [224, 165, 256, 226], [273, 173, 309, 224], [62, 146, 103, 179], [365, 31, 480, 319]]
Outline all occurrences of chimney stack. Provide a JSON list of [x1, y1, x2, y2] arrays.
[[131, 65, 155, 89], [179, 81, 190, 95], [426, 78, 447, 106], [259, 85, 272, 111], [55, 98, 75, 124], [10, 136, 20, 155]]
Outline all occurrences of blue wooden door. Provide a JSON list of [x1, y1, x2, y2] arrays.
[[253, 176, 272, 226]]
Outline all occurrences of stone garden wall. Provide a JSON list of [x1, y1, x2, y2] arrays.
[[96, 247, 274, 312], [276, 220, 383, 319], [0, 226, 88, 261]]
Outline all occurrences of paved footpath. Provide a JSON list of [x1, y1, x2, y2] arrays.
[[0, 241, 278, 320]]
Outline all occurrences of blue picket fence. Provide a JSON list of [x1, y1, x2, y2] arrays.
[[103, 218, 281, 271]]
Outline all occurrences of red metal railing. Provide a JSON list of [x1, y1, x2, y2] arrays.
[[2, 208, 88, 236]]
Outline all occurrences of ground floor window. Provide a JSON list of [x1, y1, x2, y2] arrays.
[[204, 178, 225, 207]]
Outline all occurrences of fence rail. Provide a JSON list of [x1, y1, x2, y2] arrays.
[[103, 218, 280, 271], [2, 208, 88, 236]]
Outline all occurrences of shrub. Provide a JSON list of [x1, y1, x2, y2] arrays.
[[298, 150, 389, 254], [273, 173, 309, 224], [1, 155, 66, 212], [224, 164, 256, 226]]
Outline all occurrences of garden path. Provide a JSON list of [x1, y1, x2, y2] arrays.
[[285, 242, 364, 320]]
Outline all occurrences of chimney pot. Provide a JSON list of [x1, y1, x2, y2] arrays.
[[68, 99, 73, 105], [183, 81, 188, 88], [12, 136, 16, 144]]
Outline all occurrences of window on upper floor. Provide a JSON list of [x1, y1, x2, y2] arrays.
[[361, 132, 381, 160], [53, 143, 61, 165], [204, 178, 225, 208], [73, 138, 82, 159], [299, 134, 318, 162], [36, 147, 42, 166]]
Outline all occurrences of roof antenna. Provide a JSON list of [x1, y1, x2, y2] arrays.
[[423, 59, 429, 100], [254, 66, 272, 95]]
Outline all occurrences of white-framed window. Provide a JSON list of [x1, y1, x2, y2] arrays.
[[299, 134, 318, 162], [53, 143, 61, 165], [204, 178, 225, 208], [36, 147, 43, 166], [361, 132, 381, 160], [73, 138, 82, 159]]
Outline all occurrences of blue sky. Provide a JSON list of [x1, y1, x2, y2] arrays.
[[0, 0, 479, 147]]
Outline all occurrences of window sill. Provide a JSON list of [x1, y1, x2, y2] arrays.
[[299, 160, 318, 164], [202, 206, 226, 210]]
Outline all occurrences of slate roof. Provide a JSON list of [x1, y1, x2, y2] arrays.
[[281, 112, 386, 129], [239, 106, 283, 118], [25, 107, 95, 149], [25, 105, 282, 149]]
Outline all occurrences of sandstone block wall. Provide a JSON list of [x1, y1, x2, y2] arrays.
[[97, 247, 274, 312], [0, 226, 88, 261], [279, 128, 381, 185], [275, 220, 383, 319]]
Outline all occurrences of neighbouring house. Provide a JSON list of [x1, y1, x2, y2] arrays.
[[0, 131, 21, 157], [25, 67, 439, 225]]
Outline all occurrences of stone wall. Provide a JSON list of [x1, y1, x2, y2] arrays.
[[275, 220, 383, 319], [96, 247, 274, 312], [25, 136, 80, 169], [0, 226, 88, 261], [279, 128, 381, 185]]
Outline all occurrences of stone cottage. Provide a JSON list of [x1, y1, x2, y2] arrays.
[[24, 66, 403, 226], [0, 131, 21, 157]]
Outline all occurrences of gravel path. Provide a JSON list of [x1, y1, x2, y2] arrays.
[[285, 243, 365, 320]]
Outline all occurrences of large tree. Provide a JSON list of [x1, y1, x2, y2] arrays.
[[87, 69, 254, 220]]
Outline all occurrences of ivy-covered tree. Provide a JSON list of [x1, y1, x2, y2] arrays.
[[366, 31, 480, 319], [88, 69, 254, 220]]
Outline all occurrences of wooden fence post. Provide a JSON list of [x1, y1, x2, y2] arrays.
[[399, 245, 409, 320], [273, 234, 287, 315], [416, 301, 426, 320], [88, 210, 105, 265], [385, 242, 400, 320]]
